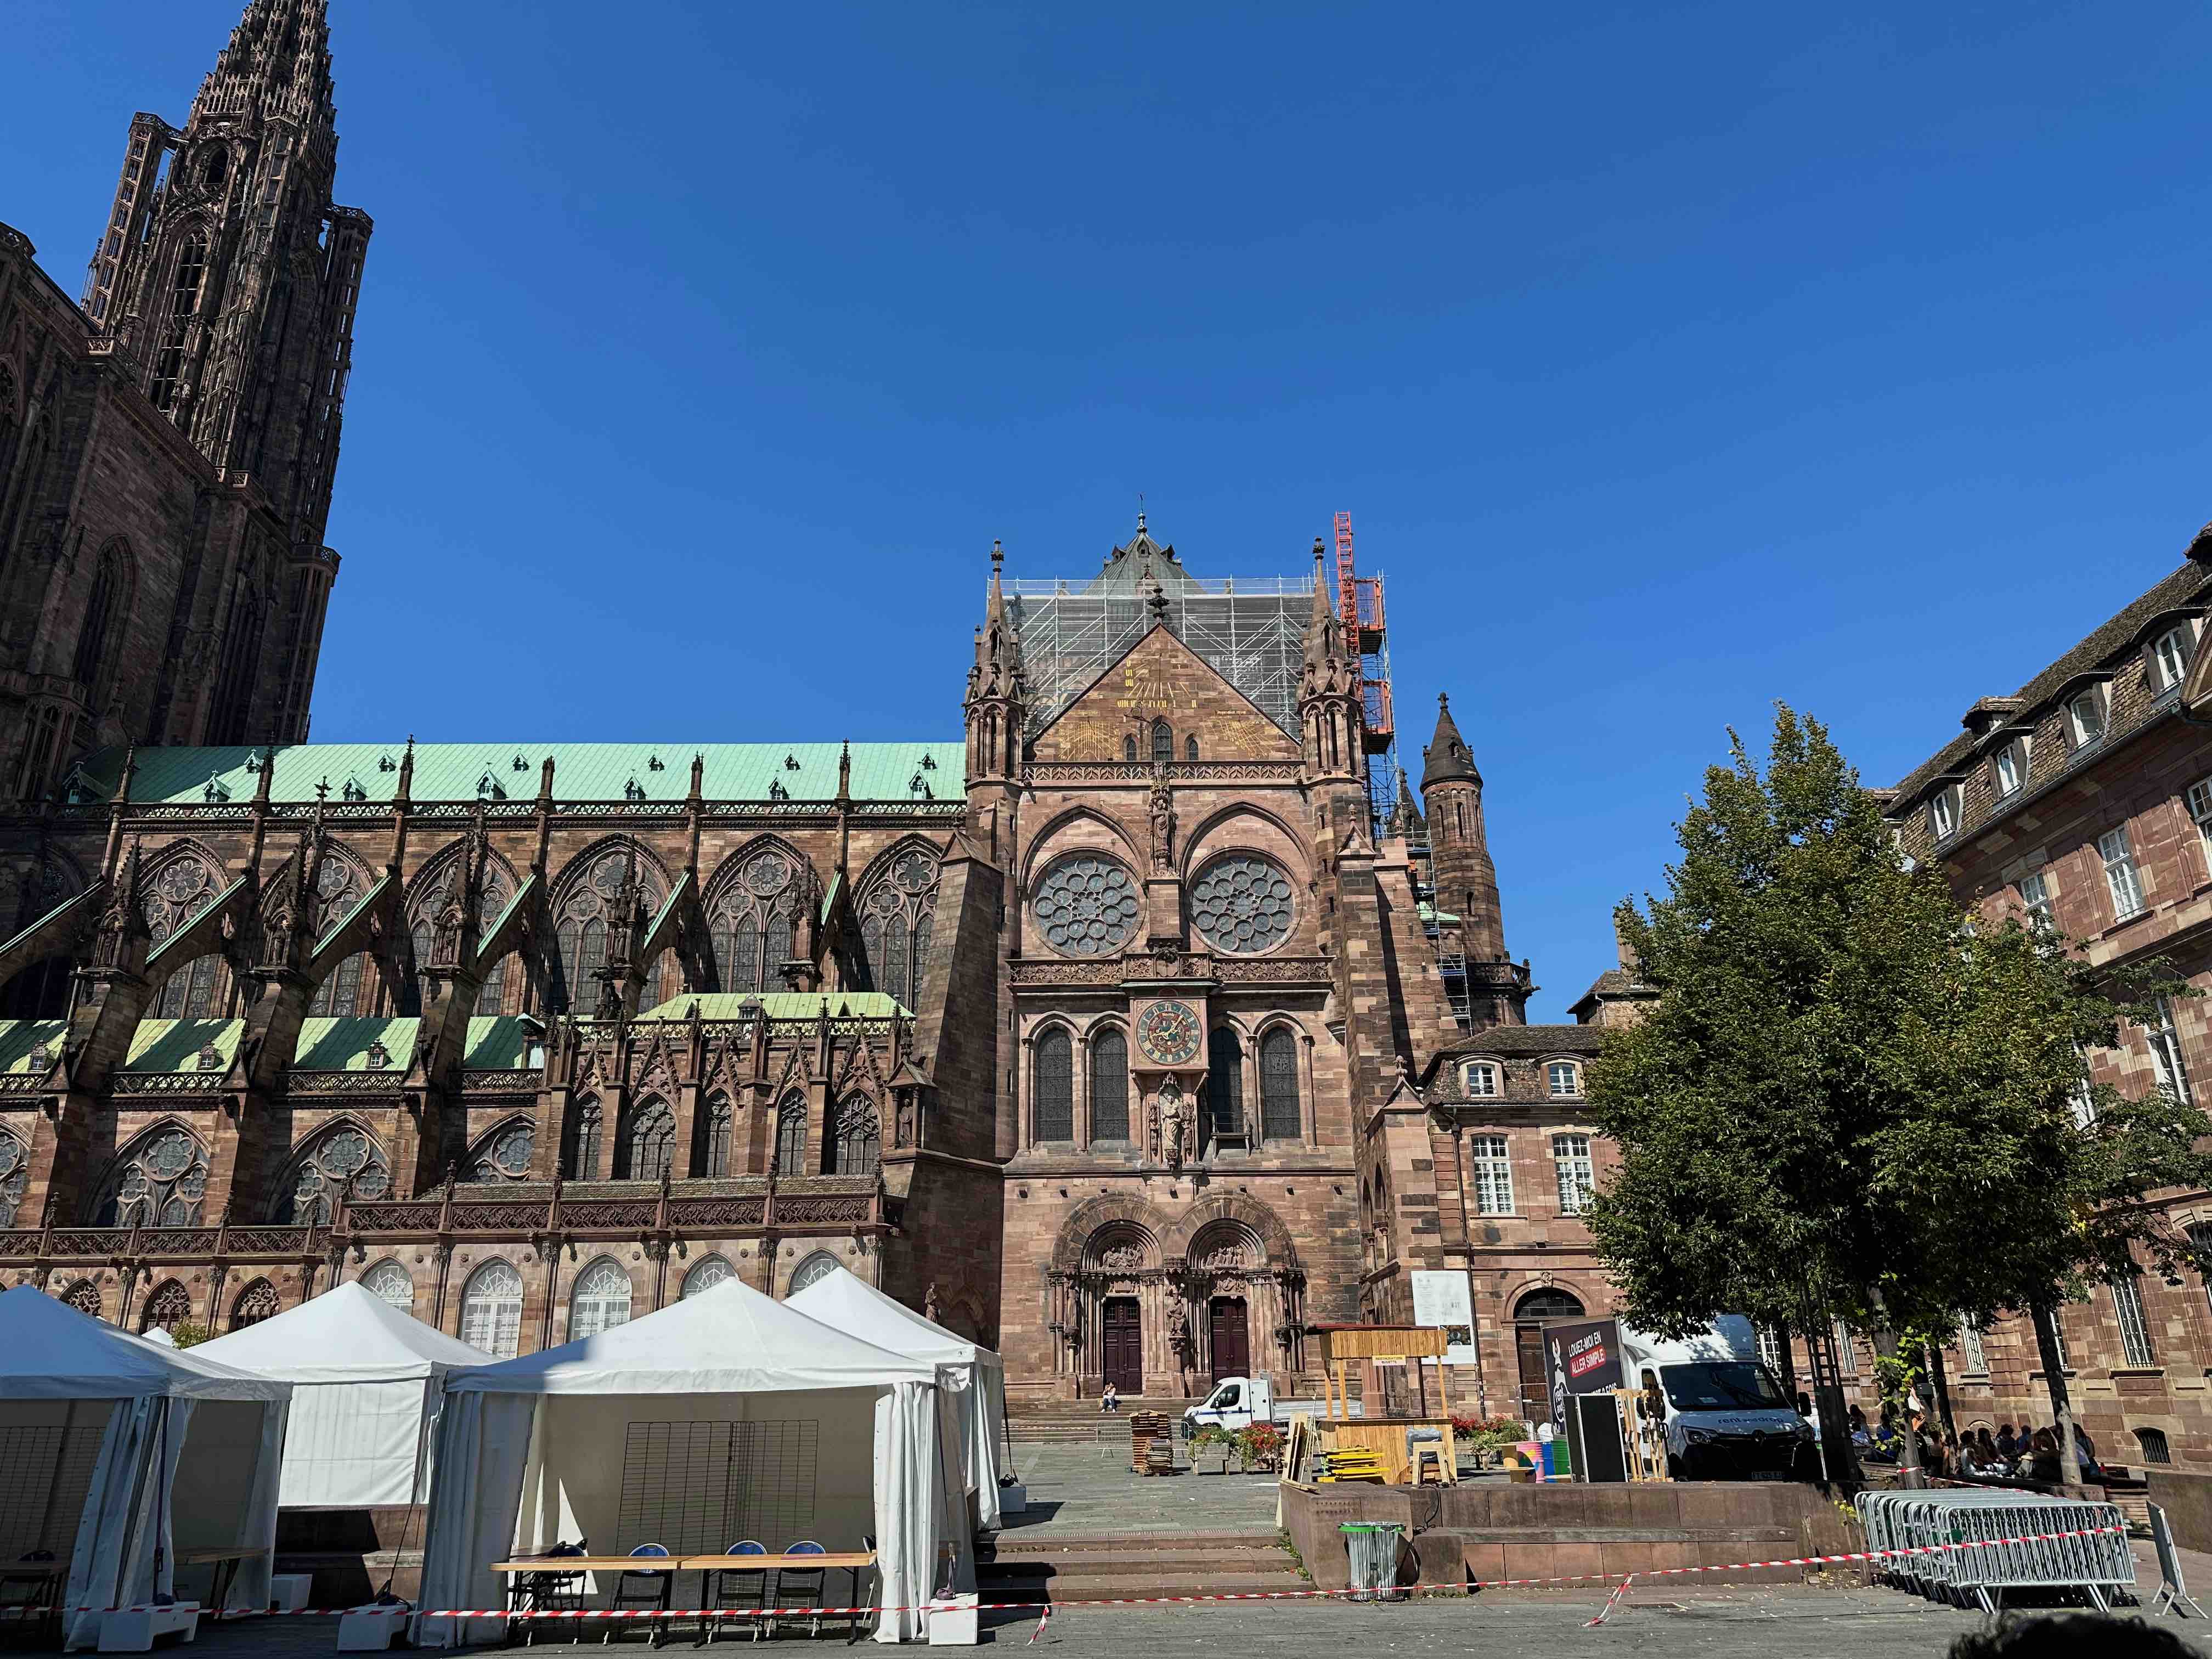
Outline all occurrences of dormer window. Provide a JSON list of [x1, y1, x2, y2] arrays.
[[1462, 1060, 1498, 1097], [1993, 741, 2026, 798], [2068, 689, 2106, 749], [1929, 787, 1959, 842], [1547, 1060, 1581, 1098], [2154, 626, 2194, 693]]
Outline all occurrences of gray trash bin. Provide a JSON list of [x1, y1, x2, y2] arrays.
[[1340, 1522, 1407, 1602]]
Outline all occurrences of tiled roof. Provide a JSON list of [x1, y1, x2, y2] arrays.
[[0, 1021, 65, 1074], [123, 1018, 241, 1073], [1441, 1024, 1605, 1057], [292, 1015, 419, 1072], [68, 741, 964, 808], [1891, 561, 2210, 802], [630, 991, 913, 1022]]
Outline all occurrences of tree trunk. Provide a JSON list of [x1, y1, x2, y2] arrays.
[[2029, 1302, 2081, 1492], [1801, 1303, 1864, 1494], [1866, 1297, 1925, 1487], [1924, 1338, 1956, 1445], [1772, 1319, 1801, 1402]]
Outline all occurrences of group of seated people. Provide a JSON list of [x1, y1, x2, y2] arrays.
[[1804, 1395, 2103, 1482]]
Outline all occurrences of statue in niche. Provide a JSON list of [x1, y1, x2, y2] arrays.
[[1153, 1081, 1188, 1172], [1148, 766, 1175, 872]]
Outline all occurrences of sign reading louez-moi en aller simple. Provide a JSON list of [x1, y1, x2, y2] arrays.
[[1408, 1270, 1477, 1366], [1542, 1316, 1626, 1438]]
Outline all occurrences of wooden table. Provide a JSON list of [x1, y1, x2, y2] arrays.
[[491, 1551, 879, 1645], [175, 1549, 267, 1623]]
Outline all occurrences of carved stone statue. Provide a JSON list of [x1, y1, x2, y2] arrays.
[[1148, 767, 1175, 871], [1158, 1081, 1188, 1172]]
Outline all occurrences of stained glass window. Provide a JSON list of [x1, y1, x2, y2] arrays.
[[699, 1093, 732, 1177], [140, 1279, 192, 1333], [1206, 1028, 1244, 1141], [274, 1124, 390, 1223], [859, 848, 938, 1008], [1260, 1026, 1300, 1142], [789, 1251, 840, 1294], [154, 952, 220, 1020], [1151, 719, 1173, 764], [1090, 1028, 1129, 1142], [623, 1099, 674, 1181], [832, 1097, 879, 1176], [464, 1122, 533, 1182], [1034, 1029, 1073, 1141], [568, 1099, 602, 1180], [774, 1094, 808, 1175], [61, 1280, 102, 1318], [682, 1256, 733, 1298], [362, 1260, 414, 1311], [709, 848, 804, 996], [229, 1278, 281, 1330], [95, 1126, 209, 1226], [1033, 855, 1138, 957], [309, 950, 366, 1017], [1189, 855, 1295, 955]]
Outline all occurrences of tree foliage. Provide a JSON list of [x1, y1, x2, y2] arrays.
[[1585, 706, 2212, 1361]]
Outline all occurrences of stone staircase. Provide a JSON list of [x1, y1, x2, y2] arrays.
[[978, 1530, 1305, 1605], [1006, 1398, 1198, 1443]]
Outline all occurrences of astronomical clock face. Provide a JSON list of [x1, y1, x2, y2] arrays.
[[1135, 1000, 1203, 1066]]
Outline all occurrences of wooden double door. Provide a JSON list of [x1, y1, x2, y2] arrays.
[[1210, 1296, 1250, 1383], [1102, 1296, 1143, 1395]]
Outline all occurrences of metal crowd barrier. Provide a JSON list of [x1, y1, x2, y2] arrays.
[[1854, 1490, 2134, 1614]]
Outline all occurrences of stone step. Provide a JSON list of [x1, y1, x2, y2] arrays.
[[977, 1575, 1311, 1603], [985, 1552, 1290, 1578], [990, 1532, 1280, 1556]]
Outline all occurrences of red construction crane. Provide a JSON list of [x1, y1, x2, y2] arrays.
[[1331, 511, 1393, 749]]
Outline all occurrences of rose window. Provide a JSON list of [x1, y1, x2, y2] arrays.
[[1190, 855, 1295, 954], [1034, 855, 1139, 957]]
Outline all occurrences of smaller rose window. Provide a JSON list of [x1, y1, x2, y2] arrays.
[[1190, 855, 1296, 954], [1034, 855, 1139, 957]]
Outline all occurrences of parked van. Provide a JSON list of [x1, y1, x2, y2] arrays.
[[1182, 1376, 1350, 1435], [1617, 1316, 1810, 1480]]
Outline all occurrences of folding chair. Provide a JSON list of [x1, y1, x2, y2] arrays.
[[514, 1549, 589, 1649], [606, 1544, 672, 1647], [706, 1542, 770, 1645], [773, 1542, 827, 1639]]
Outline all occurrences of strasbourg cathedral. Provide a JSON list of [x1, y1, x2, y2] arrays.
[[0, 0, 1639, 1417]]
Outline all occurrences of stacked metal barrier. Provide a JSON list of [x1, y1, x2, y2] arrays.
[[1855, 1490, 2134, 1614]]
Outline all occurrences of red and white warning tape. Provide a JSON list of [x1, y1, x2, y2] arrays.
[[40, 1521, 2132, 1623]]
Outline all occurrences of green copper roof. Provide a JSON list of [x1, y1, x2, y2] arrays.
[[292, 1015, 419, 1072], [632, 991, 912, 1021], [72, 742, 963, 807], [465, 1015, 544, 1069], [124, 1018, 241, 1073], [0, 1020, 67, 1074]]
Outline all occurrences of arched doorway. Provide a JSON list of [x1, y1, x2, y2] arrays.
[[1102, 1297, 1143, 1395], [1512, 1287, 1585, 1424]]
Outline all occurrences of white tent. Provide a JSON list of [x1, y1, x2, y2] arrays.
[[0, 1286, 292, 1644], [416, 1277, 966, 1645], [194, 1282, 493, 1508], [787, 1269, 1009, 1530]]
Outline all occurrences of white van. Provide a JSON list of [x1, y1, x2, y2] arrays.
[[1618, 1316, 1810, 1481]]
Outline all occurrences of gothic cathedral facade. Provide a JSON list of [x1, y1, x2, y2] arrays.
[[0, 1, 1633, 1414]]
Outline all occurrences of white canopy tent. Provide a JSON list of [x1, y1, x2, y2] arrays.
[[787, 1269, 1009, 1530], [416, 1277, 967, 1645], [0, 1286, 291, 1644], [194, 1282, 493, 1508]]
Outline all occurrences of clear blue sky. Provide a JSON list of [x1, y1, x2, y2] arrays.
[[9, 2, 2210, 1019]]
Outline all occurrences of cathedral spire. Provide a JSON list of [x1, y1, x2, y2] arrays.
[[966, 539, 1026, 788], [1297, 538, 1362, 783], [193, 0, 336, 130], [1421, 693, 1481, 789]]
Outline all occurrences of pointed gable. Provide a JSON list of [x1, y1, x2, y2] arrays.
[[1031, 625, 1302, 763]]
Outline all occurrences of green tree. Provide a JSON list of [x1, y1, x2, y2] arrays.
[[1585, 706, 2212, 1488]]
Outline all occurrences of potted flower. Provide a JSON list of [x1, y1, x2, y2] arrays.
[[1237, 1421, 1286, 1474]]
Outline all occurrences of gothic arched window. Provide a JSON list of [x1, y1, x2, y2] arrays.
[[832, 1096, 879, 1177], [459, 1260, 523, 1358], [552, 846, 663, 1014], [462, 1121, 533, 1183], [140, 1279, 192, 1334], [708, 847, 803, 996], [1151, 719, 1173, 765], [1205, 1028, 1244, 1142], [620, 1098, 674, 1181], [568, 1257, 633, 1340], [1090, 1028, 1129, 1142], [774, 1093, 807, 1175], [61, 1280, 102, 1318], [858, 847, 939, 1011], [682, 1256, 733, 1299], [789, 1251, 840, 1295], [207, 586, 267, 745], [1123, 735, 1137, 762], [229, 1278, 280, 1330], [309, 950, 367, 1018], [274, 1124, 390, 1223], [1259, 1026, 1301, 1143], [475, 952, 509, 1015], [72, 541, 126, 698], [153, 952, 221, 1020], [0, 368, 20, 531], [1033, 1028, 1073, 1142], [567, 1098, 603, 1180], [94, 1126, 209, 1226], [698, 1092, 732, 1177], [2, 416, 50, 563], [1186, 735, 1198, 763], [361, 1259, 414, 1311], [0, 1126, 28, 1227]]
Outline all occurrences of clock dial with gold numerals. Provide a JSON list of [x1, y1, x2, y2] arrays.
[[1135, 1000, 1203, 1065]]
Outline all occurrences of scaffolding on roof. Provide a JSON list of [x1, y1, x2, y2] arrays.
[[1003, 575, 1313, 740]]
